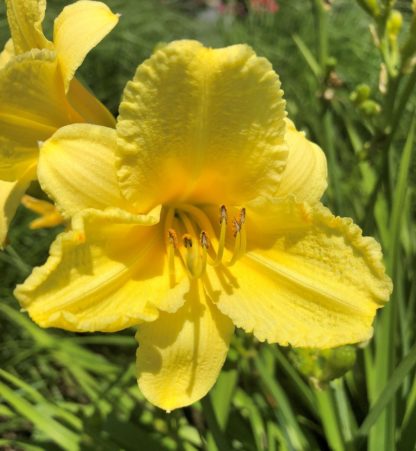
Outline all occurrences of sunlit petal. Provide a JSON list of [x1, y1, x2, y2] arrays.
[[67, 78, 116, 128], [136, 280, 234, 411], [277, 119, 328, 203], [206, 199, 392, 347], [0, 49, 83, 181], [0, 165, 36, 247], [0, 39, 15, 69], [15, 207, 188, 332], [5, 0, 52, 53], [53, 0, 119, 91], [117, 40, 287, 211], [38, 124, 128, 216]]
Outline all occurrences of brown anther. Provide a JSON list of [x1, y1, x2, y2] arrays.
[[240, 208, 246, 225], [183, 234, 193, 248], [220, 205, 228, 224], [232, 218, 241, 237], [200, 231, 209, 249], [168, 229, 178, 248]]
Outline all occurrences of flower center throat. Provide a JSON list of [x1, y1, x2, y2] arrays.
[[164, 204, 247, 283]]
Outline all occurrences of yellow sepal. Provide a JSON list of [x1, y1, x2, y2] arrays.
[[15, 207, 188, 332]]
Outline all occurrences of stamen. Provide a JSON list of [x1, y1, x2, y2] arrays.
[[240, 208, 246, 225], [238, 208, 247, 258], [167, 229, 177, 287], [197, 231, 208, 277], [212, 205, 227, 266], [164, 205, 248, 280], [220, 205, 228, 224], [168, 228, 178, 248], [200, 230, 209, 249], [226, 208, 247, 266], [183, 234, 200, 278], [232, 217, 241, 237], [183, 234, 193, 248]]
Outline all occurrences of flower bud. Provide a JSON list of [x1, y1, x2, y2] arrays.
[[289, 346, 357, 388], [359, 99, 381, 116], [387, 10, 403, 42], [350, 84, 371, 104], [357, 0, 380, 17]]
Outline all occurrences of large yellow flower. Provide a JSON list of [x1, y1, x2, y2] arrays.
[[0, 0, 119, 246], [15, 41, 392, 411]]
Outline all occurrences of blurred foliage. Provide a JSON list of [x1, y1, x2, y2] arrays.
[[1, 0, 416, 450]]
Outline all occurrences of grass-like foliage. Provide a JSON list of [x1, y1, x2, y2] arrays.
[[1, 0, 415, 450]]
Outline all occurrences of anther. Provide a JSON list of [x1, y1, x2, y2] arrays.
[[167, 228, 178, 287], [240, 208, 246, 225], [233, 218, 241, 237], [200, 231, 209, 249], [183, 234, 193, 249], [168, 228, 178, 248], [220, 205, 228, 224]]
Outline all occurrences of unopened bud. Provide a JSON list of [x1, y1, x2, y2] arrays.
[[387, 10, 403, 41], [288, 345, 357, 389], [359, 99, 381, 116], [350, 84, 371, 105]]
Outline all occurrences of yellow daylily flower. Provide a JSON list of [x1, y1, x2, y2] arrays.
[[15, 41, 392, 411], [0, 0, 119, 247]]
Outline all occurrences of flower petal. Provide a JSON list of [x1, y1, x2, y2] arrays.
[[15, 208, 188, 332], [5, 0, 52, 53], [38, 124, 128, 216], [277, 120, 328, 203], [206, 200, 392, 348], [117, 40, 287, 211], [136, 280, 234, 411], [0, 39, 15, 69], [0, 166, 36, 247], [53, 0, 119, 91], [0, 49, 83, 181], [67, 78, 116, 128]]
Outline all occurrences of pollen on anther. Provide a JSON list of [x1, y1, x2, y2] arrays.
[[240, 208, 246, 225], [168, 229, 178, 248], [220, 205, 228, 224], [232, 218, 241, 237], [200, 231, 209, 249], [183, 234, 193, 248]]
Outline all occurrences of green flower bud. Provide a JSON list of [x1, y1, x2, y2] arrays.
[[288, 346, 357, 388], [387, 10, 403, 41], [350, 84, 371, 104], [359, 99, 382, 116]]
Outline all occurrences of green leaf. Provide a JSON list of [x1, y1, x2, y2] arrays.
[[0, 380, 80, 451]]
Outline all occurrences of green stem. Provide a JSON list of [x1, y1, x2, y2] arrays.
[[201, 396, 231, 451], [312, 0, 328, 69], [315, 388, 345, 451]]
